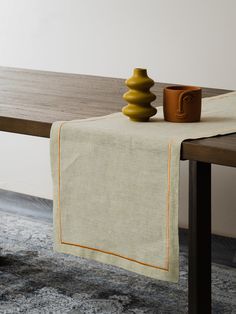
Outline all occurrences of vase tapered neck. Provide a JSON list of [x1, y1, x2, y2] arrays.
[[133, 68, 147, 77]]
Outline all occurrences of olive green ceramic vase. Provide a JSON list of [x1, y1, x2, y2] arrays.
[[122, 68, 157, 122]]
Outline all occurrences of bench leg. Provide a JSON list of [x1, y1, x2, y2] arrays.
[[188, 161, 211, 313]]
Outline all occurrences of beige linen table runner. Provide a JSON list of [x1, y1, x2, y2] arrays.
[[50, 92, 236, 282]]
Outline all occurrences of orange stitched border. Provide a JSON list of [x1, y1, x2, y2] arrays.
[[165, 143, 171, 269], [60, 240, 168, 271], [57, 122, 171, 271]]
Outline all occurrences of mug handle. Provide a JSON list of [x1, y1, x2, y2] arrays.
[[176, 90, 193, 119]]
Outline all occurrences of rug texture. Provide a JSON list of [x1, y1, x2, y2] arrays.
[[0, 211, 235, 314]]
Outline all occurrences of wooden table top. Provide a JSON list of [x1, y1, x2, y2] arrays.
[[0, 67, 235, 167]]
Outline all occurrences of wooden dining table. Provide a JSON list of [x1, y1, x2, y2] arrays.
[[0, 66, 235, 314]]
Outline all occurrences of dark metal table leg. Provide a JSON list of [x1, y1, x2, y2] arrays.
[[188, 161, 211, 314]]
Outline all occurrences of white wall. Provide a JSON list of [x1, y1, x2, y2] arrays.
[[0, 0, 235, 237]]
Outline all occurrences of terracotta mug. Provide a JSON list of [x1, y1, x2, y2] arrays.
[[163, 85, 202, 122]]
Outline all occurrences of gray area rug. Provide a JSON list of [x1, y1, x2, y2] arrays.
[[0, 211, 235, 313]]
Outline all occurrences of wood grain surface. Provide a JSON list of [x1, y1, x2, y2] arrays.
[[0, 67, 235, 166], [182, 134, 236, 167]]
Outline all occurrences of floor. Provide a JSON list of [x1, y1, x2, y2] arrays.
[[0, 189, 235, 313]]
